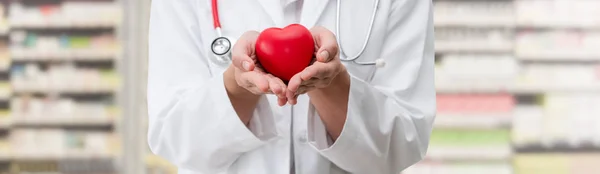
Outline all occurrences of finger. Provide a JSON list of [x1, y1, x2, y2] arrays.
[[287, 92, 298, 105], [289, 72, 304, 91], [290, 94, 299, 105], [296, 86, 315, 95], [232, 31, 260, 71], [286, 87, 297, 105], [266, 74, 284, 97], [317, 50, 331, 63], [266, 74, 286, 92], [299, 78, 318, 87], [277, 97, 287, 106], [314, 77, 332, 88], [232, 54, 255, 72], [243, 72, 269, 93], [300, 63, 331, 80], [299, 66, 317, 81], [311, 26, 339, 62], [267, 78, 280, 95]]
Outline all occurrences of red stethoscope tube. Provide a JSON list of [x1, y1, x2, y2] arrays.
[[211, 0, 221, 29]]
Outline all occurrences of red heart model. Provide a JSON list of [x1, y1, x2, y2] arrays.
[[255, 24, 315, 82]]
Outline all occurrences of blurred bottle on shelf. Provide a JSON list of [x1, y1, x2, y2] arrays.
[[9, 1, 121, 28], [10, 63, 119, 92], [10, 128, 116, 158], [516, 0, 600, 28]]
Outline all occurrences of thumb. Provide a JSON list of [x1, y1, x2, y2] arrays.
[[232, 31, 259, 71], [232, 54, 254, 72], [316, 50, 331, 63], [311, 26, 338, 62]]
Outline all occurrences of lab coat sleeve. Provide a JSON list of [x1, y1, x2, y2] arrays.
[[146, 0, 279, 173], [307, 0, 436, 173]]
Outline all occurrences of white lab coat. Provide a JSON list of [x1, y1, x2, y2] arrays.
[[147, 0, 436, 173]]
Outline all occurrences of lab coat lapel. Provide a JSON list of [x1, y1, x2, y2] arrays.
[[300, 0, 330, 28], [255, 0, 285, 26]]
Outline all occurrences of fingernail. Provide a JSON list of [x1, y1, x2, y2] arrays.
[[242, 61, 251, 71], [319, 51, 329, 62]]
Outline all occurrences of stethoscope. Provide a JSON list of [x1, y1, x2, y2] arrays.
[[210, 0, 385, 68], [209, 0, 235, 66]]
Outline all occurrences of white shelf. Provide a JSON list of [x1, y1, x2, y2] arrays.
[[13, 88, 116, 94], [404, 163, 513, 174], [10, 22, 117, 29], [0, 152, 114, 161], [436, 41, 513, 53], [0, 121, 10, 129], [11, 48, 118, 61], [517, 51, 600, 61], [517, 22, 600, 29], [435, 113, 512, 129], [0, 153, 10, 161], [436, 84, 600, 94], [435, 16, 515, 28], [12, 118, 114, 127], [427, 146, 513, 161], [0, 26, 9, 35], [10, 153, 115, 161]]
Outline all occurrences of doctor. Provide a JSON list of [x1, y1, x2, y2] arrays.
[[147, 0, 436, 173]]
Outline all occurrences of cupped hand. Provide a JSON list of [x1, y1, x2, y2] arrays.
[[286, 26, 346, 105], [232, 31, 288, 106]]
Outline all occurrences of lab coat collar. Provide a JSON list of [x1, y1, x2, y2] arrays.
[[300, 0, 330, 28], [255, 0, 330, 28]]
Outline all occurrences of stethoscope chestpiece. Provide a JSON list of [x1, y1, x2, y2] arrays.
[[211, 36, 234, 65]]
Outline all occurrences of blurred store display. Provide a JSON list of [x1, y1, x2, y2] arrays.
[[0, 0, 123, 173], [514, 154, 600, 174], [9, 1, 120, 28], [404, 162, 513, 174], [515, 0, 600, 28], [146, 154, 177, 174], [412, 0, 600, 174]]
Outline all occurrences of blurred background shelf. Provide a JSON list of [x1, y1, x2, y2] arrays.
[[515, 144, 600, 154], [516, 52, 600, 61], [426, 147, 513, 162], [436, 85, 600, 94], [11, 119, 114, 128], [435, 41, 513, 53], [2, 0, 599, 173], [435, 20, 515, 28], [516, 23, 600, 30], [0, 0, 124, 173], [414, 0, 600, 173], [11, 49, 118, 61], [434, 113, 512, 129], [10, 22, 117, 29], [0, 122, 9, 129], [9, 154, 115, 161], [12, 89, 116, 95]]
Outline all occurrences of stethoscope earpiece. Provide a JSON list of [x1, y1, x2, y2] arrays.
[[375, 59, 386, 68]]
